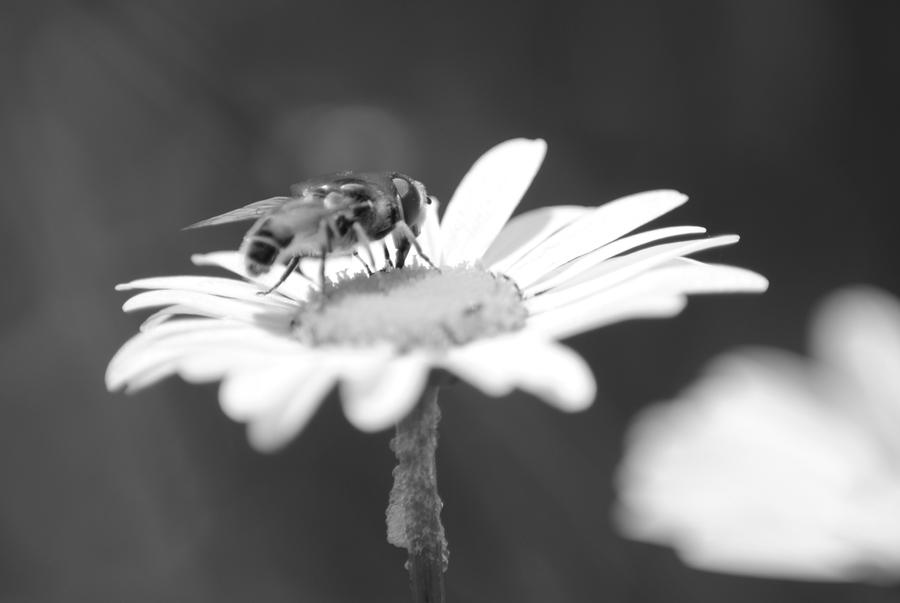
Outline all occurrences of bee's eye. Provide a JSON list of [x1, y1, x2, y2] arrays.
[[391, 177, 411, 199], [392, 175, 428, 228]]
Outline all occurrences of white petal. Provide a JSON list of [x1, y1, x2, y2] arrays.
[[812, 286, 900, 399], [219, 353, 318, 422], [504, 190, 688, 285], [482, 205, 590, 273], [192, 251, 312, 301], [439, 338, 516, 397], [811, 286, 900, 457], [135, 305, 294, 333], [116, 276, 295, 307], [675, 522, 883, 582], [122, 290, 293, 329], [520, 226, 708, 294], [122, 362, 184, 393], [663, 259, 770, 293], [106, 319, 247, 390], [112, 317, 240, 357], [107, 322, 298, 391], [526, 295, 689, 340], [524, 259, 766, 339], [138, 308, 181, 331], [440, 335, 595, 411], [246, 361, 340, 452], [615, 350, 900, 583], [111, 345, 213, 392], [529, 257, 768, 316], [340, 353, 431, 432], [440, 139, 547, 266], [514, 340, 596, 411], [523, 235, 741, 314], [177, 350, 279, 384]]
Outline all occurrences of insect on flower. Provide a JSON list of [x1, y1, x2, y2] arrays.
[[186, 172, 439, 293], [109, 138, 771, 450]]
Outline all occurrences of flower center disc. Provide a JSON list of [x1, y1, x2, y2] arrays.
[[292, 266, 527, 350]]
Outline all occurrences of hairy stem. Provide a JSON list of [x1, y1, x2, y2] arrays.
[[387, 385, 448, 603]]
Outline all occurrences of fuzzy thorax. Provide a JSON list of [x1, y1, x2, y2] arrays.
[[291, 266, 527, 349]]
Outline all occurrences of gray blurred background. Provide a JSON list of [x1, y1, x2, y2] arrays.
[[2, 1, 898, 601]]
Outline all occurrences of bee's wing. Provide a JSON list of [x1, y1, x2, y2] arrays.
[[183, 196, 293, 229]]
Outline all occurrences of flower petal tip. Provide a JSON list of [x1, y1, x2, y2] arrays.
[[104, 372, 121, 393], [246, 427, 286, 454], [506, 137, 547, 151], [485, 138, 548, 174], [554, 389, 596, 413], [342, 413, 395, 434], [529, 137, 548, 153], [339, 356, 431, 433], [640, 189, 689, 207], [122, 382, 148, 395], [716, 233, 740, 246], [191, 252, 232, 267], [749, 273, 770, 293], [544, 352, 598, 413]]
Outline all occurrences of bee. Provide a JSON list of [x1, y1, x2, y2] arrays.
[[186, 172, 438, 294]]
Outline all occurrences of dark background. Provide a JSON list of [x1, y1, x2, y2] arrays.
[[2, 1, 898, 601]]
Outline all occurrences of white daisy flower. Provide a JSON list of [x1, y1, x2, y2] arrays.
[[106, 138, 768, 452], [615, 286, 900, 583]]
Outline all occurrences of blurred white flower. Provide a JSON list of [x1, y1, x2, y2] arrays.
[[106, 138, 767, 451], [615, 286, 900, 583]]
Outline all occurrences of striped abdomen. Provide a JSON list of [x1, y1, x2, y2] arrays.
[[241, 217, 295, 276]]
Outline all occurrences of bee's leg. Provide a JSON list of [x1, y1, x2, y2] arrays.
[[393, 234, 411, 269], [293, 257, 320, 286], [393, 221, 439, 270], [351, 222, 378, 271], [257, 255, 300, 296], [319, 247, 328, 293], [320, 219, 336, 294], [381, 241, 394, 271], [352, 251, 374, 276]]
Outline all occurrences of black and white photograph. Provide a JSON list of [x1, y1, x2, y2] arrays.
[[2, 2, 899, 601]]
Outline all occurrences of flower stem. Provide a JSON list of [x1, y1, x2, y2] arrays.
[[387, 385, 448, 603]]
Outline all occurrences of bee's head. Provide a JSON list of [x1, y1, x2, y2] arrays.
[[391, 173, 433, 234]]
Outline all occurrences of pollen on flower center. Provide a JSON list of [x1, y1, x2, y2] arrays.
[[292, 266, 527, 349]]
